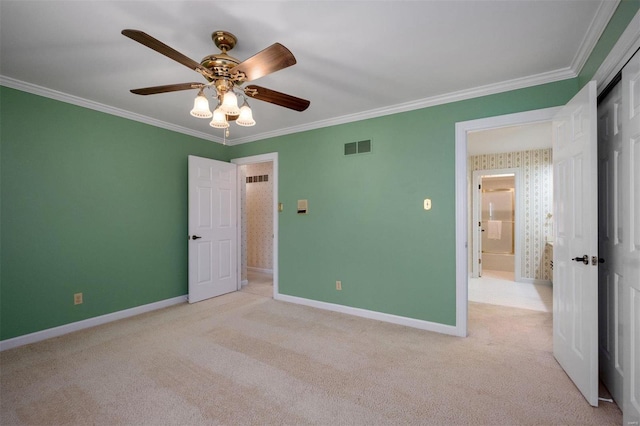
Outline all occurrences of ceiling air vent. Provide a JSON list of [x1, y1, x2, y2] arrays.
[[344, 140, 372, 156]]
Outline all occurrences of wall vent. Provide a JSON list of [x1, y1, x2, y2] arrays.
[[246, 174, 269, 183], [357, 140, 371, 153], [344, 142, 357, 155], [344, 139, 372, 155]]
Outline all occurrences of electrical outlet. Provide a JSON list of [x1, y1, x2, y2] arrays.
[[74, 293, 83, 305], [336, 281, 342, 291]]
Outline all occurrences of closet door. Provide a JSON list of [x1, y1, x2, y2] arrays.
[[621, 49, 640, 426], [597, 81, 624, 406]]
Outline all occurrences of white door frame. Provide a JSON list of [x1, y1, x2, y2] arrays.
[[455, 107, 561, 337], [231, 152, 279, 297], [471, 168, 522, 281]]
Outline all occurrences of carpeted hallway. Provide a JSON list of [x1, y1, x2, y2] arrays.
[[0, 290, 621, 425]]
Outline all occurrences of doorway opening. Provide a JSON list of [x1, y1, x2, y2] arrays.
[[471, 170, 520, 280], [454, 106, 560, 336], [466, 123, 553, 313], [231, 153, 279, 298], [479, 173, 516, 279]]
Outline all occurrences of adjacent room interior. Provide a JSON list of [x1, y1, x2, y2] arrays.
[[468, 122, 554, 313]]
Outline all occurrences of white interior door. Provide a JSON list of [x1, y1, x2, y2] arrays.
[[188, 155, 238, 303], [622, 49, 640, 426], [552, 81, 599, 407], [597, 81, 624, 406]]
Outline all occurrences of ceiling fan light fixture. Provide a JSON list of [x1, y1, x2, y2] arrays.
[[190, 90, 212, 118], [236, 101, 256, 127], [210, 105, 229, 128], [220, 90, 241, 116], [123, 28, 311, 137]]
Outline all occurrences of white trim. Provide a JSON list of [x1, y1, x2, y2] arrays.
[[275, 294, 459, 337], [229, 68, 575, 146], [0, 76, 223, 144], [231, 153, 279, 298], [594, 8, 640, 94], [570, 0, 620, 77], [247, 266, 274, 274], [455, 106, 562, 338], [241, 279, 249, 287], [2, 67, 573, 148], [0, 295, 187, 352]]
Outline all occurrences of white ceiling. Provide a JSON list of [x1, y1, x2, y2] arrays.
[[0, 1, 617, 145]]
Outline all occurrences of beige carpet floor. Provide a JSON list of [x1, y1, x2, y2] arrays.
[[0, 291, 621, 425], [240, 270, 274, 298]]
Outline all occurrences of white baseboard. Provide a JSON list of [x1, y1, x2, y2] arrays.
[[0, 295, 187, 352], [248, 267, 273, 274], [274, 294, 460, 337], [241, 279, 249, 287]]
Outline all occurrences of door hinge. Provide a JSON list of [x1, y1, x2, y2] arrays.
[[479, 259, 482, 264]]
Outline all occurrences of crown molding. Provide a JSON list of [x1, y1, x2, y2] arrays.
[[594, 7, 640, 94], [0, 76, 224, 144], [2, 62, 575, 147], [569, 0, 620, 75], [229, 67, 575, 145]]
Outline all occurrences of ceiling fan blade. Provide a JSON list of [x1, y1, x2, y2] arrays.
[[122, 29, 212, 79], [245, 85, 310, 112], [231, 43, 296, 82], [130, 82, 205, 95]]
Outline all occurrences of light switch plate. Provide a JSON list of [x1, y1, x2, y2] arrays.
[[297, 199, 308, 214], [424, 199, 432, 210]]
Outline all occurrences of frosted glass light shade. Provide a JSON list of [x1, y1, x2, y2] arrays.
[[190, 94, 212, 118], [209, 107, 229, 128], [236, 104, 256, 127], [220, 90, 240, 116]]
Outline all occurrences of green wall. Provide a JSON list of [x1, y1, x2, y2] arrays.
[[1, 1, 637, 341], [229, 80, 578, 325], [229, 1, 638, 326], [0, 87, 228, 340]]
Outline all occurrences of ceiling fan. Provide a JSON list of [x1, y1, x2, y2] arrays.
[[121, 29, 310, 134]]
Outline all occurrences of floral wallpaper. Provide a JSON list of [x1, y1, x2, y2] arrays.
[[244, 162, 274, 271], [471, 148, 553, 282]]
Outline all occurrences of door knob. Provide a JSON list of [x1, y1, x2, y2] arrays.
[[571, 255, 589, 265], [191, 235, 202, 240]]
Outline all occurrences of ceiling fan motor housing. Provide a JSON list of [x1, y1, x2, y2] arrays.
[[211, 31, 237, 52]]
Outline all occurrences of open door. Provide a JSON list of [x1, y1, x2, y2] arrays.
[[552, 81, 599, 406], [622, 49, 640, 426], [188, 155, 238, 303]]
